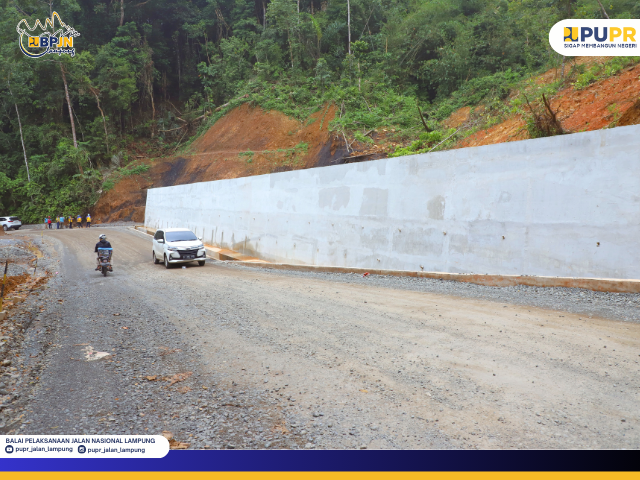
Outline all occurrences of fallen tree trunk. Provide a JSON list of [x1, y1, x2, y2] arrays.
[[214, 102, 230, 112]]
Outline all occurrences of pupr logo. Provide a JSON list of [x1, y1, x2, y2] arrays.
[[564, 27, 579, 42], [550, 19, 639, 56], [563, 26, 636, 43], [16, 11, 80, 58]]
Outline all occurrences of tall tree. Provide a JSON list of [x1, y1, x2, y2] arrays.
[[59, 62, 78, 151], [6, 79, 30, 182], [347, 0, 351, 55]]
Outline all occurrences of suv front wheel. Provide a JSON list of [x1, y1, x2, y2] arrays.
[[164, 255, 171, 269]]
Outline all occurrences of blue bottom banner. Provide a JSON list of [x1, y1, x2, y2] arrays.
[[0, 450, 636, 471]]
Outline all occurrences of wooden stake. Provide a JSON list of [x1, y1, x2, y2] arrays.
[[0, 260, 8, 313]]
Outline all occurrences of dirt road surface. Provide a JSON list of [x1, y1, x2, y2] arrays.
[[4, 227, 639, 449]]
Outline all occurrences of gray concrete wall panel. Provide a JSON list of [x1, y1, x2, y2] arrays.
[[145, 125, 640, 279]]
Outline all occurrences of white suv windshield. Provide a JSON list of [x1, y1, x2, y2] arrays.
[[165, 231, 198, 242]]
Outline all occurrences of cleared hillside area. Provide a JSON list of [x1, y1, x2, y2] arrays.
[[455, 61, 640, 148], [93, 59, 640, 224]]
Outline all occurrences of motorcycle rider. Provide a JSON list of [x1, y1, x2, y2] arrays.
[[95, 234, 112, 271]]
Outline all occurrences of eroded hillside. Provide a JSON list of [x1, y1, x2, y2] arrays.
[[94, 104, 347, 222], [455, 61, 640, 148], [94, 58, 640, 224]]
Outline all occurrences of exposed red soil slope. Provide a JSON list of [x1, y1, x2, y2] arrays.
[[93, 104, 345, 223], [456, 62, 640, 149], [444, 106, 471, 129]]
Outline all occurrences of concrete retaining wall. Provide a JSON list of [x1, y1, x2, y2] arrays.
[[145, 125, 640, 280]]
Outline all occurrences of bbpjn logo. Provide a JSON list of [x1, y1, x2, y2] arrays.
[[16, 11, 80, 58]]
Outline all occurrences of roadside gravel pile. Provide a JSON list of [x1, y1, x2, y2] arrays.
[[0, 236, 58, 431], [0, 239, 39, 276], [231, 264, 640, 323]]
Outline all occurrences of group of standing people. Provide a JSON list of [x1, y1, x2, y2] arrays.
[[44, 214, 92, 229]]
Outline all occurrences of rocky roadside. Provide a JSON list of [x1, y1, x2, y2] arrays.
[[0, 234, 60, 432]]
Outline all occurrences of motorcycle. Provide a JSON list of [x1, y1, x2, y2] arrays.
[[97, 248, 113, 276]]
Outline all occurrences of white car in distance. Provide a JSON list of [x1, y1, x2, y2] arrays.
[[152, 228, 207, 268], [0, 216, 22, 231]]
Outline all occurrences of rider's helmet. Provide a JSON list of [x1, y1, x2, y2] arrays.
[[99, 234, 106, 241]]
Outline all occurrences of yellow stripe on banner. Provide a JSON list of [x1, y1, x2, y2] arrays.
[[5, 473, 639, 480]]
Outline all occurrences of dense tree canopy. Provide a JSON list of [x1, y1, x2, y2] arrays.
[[1, 0, 638, 221]]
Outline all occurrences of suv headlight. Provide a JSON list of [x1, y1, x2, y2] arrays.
[[167, 246, 178, 251]]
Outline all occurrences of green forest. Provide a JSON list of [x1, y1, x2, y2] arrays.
[[1, 0, 639, 222]]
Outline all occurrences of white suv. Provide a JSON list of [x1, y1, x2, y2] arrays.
[[0, 216, 22, 231], [152, 228, 207, 268]]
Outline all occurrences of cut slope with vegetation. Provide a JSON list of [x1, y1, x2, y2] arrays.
[[453, 57, 640, 149], [94, 53, 640, 223], [93, 103, 346, 222]]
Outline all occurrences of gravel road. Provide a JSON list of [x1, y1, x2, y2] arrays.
[[2, 227, 639, 449]]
